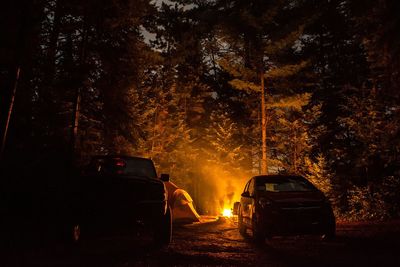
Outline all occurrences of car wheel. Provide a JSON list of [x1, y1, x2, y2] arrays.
[[62, 222, 81, 247], [154, 207, 172, 247], [72, 224, 81, 242], [252, 216, 265, 244], [238, 207, 246, 236]]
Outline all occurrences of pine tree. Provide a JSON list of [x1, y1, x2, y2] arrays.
[[0, 0, 159, 165], [338, 88, 400, 183], [203, 104, 247, 174], [210, 0, 313, 174], [305, 154, 333, 197], [267, 93, 314, 173], [349, 0, 400, 96]]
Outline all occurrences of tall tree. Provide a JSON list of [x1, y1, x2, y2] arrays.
[[213, 0, 312, 173]]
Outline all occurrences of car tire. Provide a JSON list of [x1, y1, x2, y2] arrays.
[[252, 216, 265, 244], [154, 207, 172, 247], [72, 224, 81, 243], [62, 222, 81, 248], [238, 207, 246, 236]]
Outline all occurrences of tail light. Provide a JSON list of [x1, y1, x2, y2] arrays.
[[111, 158, 126, 174], [113, 158, 126, 167]]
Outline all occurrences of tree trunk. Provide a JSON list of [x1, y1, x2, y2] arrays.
[[45, 0, 62, 83], [261, 70, 267, 174], [1, 67, 21, 160], [71, 88, 81, 156], [151, 105, 158, 156], [293, 127, 297, 172], [70, 12, 88, 166]]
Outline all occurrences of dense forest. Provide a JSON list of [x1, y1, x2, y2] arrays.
[[1, 0, 399, 220]]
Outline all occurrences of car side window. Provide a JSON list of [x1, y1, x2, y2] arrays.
[[243, 180, 250, 193], [248, 178, 255, 196]]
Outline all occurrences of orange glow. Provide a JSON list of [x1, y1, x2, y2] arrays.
[[199, 162, 249, 216], [222, 208, 233, 217]]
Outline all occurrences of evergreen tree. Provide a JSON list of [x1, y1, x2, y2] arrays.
[[212, 0, 314, 173], [267, 93, 314, 173], [305, 154, 335, 200], [349, 0, 400, 96]]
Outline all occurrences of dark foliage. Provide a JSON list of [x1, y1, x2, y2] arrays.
[[1, 0, 399, 220]]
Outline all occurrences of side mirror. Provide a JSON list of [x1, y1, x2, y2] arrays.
[[160, 173, 170, 182], [241, 191, 250, 198]]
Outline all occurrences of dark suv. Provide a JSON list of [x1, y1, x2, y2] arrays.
[[70, 155, 171, 246], [238, 175, 335, 242]]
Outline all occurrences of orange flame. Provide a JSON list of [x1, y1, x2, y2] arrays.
[[222, 208, 233, 217]]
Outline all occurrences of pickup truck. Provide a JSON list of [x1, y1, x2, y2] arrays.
[[70, 155, 171, 246]]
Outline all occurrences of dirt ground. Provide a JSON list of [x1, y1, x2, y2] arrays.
[[2, 216, 400, 267]]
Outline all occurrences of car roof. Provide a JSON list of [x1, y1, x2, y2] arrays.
[[252, 174, 306, 182], [91, 155, 152, 161]]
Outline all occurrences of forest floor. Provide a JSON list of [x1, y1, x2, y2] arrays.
[[2, 216, 400, 266]]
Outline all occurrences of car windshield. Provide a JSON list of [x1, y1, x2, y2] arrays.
[[88, 157, 157, 179], [256, 176, 316, 192]]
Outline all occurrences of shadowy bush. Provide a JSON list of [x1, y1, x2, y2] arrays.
[[345, 176, 400, 221]]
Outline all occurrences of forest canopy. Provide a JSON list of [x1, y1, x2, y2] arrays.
[[1, 0, 400, 220]]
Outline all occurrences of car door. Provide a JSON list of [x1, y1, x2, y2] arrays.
[[240, 178, 254, 226], [239, 180, 250, 224], [247, 178, 256, 227]]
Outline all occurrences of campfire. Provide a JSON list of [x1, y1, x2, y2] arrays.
[[222, 208, 233, 218]]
